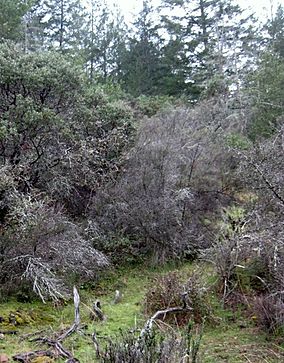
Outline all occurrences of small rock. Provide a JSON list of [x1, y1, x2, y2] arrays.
[[0, 353, 9, 363], [0, 333, 4, 340]]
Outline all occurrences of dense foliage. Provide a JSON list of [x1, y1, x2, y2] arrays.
[[0, 44, 134, 300], [0, 0, 284, 355]]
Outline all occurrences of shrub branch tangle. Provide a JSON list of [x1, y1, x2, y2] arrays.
[[93, 100, 238, 262]]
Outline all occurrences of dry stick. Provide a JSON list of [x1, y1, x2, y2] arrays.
[[0, 330, 18, 335], [92, 300, 106, 321], [92, 331, 101, 358], [74, 301, 102, 357], [20, 329, 48, 342], [13, 286, 81, 363], [140, 305, 193, 339], [32, 337, 73, 359], [58, 286, 80, 341]]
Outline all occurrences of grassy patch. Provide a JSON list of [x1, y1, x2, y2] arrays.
[[0, 261, 283, 362]]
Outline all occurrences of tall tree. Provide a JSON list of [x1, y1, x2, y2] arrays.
[[161, 0, 258, 99], [117, 0, 165, 96], [0, 0, 33, 42], [266, 4, 284, 57], [86, 0, 127, 81], [246, 5, 284, 139], [37, 0, 88, 51]]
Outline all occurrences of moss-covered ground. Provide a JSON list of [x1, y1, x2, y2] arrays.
[[0, 262, 283, 362]]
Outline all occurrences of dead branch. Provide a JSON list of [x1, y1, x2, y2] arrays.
[[14, 286, 81, 363], [92, 331, 101, 358], [31, 337, 72, 359], [0, 330, 18, 335], [58, 286, 80, 341], [140, 305, 193, 339], [91, 300, 106, 321]]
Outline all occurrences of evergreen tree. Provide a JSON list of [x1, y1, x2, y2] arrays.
[[266, 4, 284, 57], [38, 0, 88, 51], [0, 0, 33, 42], [118, 0, 165, 96], [86, 0, 127, 81], [247, 5, 284, 139], [23, 0, 46, 51], [161, 0, 258, 99]]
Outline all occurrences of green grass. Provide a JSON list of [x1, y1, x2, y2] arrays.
[[0, 261, 283, 362]]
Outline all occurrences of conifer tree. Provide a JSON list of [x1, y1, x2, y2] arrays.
[[161, 0, 258, 99], [38, 0, 88, 51], [266, 4, 284, 57], [117, 0, 164, 96], [0, 0, 33, 42], [86, 0, 127, 81]]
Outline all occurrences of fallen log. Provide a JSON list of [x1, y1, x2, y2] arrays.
[[32, 337, 73, 359]]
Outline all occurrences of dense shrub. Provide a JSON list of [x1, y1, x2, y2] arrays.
[[0, 45, 141, 299], [92, 99, 238, 262], [0, 43, 134, 216]]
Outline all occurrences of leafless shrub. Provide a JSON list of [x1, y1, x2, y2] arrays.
[[92, 100, 239, 262], [144, 271, 212, 326], [202, 124, 284, 329], [202, 203, 284, 304], [237, 126, 284, 212], [253, 294, 284, 335], [0, 189, 109, 301]]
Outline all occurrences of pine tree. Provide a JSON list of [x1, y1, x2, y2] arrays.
[[266, 4, 284, 57], [38, 0, 88, 51], [161, 0, 259, 99], [117, 0, 164, 96], [247, 5, 284, 139], [85, 0, 127, 81], [0, 0, 32, 42]]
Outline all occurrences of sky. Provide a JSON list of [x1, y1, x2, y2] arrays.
[[103, 0, 283, 21]]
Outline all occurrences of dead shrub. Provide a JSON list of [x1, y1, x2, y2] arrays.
[[0, 190, 109, 301], [253, 294, 284, 335], [144, 271, 212, 326], [92, 100, 238, 263]]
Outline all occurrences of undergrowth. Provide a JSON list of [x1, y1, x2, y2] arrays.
[[0, 262, 283, 362]]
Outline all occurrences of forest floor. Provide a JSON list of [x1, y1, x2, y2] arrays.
[[0, 262, 283, 363]]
